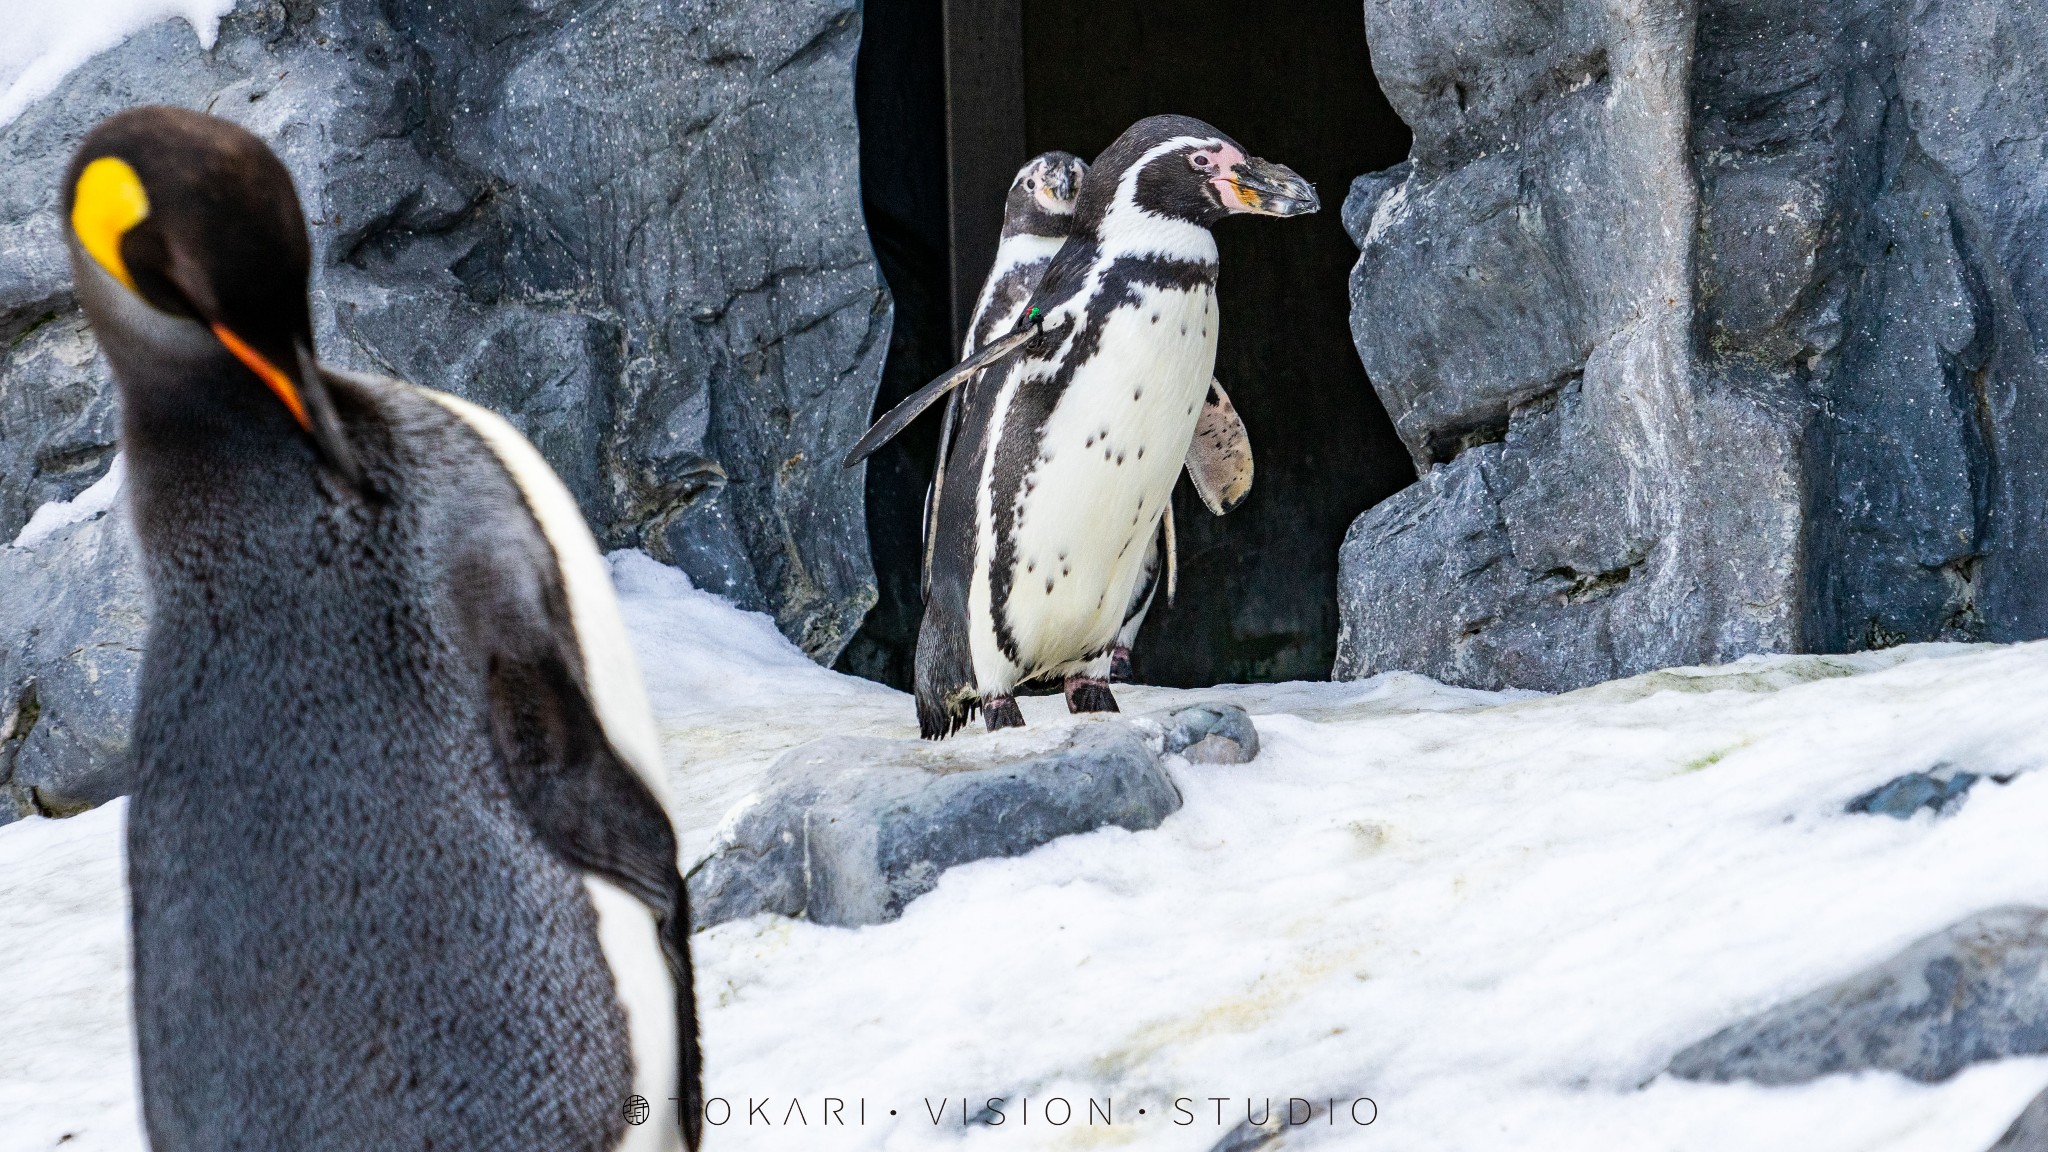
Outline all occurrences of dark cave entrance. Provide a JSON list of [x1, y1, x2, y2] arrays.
[[843, 0, 1415, 689]]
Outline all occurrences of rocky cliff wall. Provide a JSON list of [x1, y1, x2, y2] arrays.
[[0, 0, 884, 820], [1338, 0, 2048, 690]]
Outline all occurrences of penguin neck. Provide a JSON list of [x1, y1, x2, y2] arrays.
[[113, 344, 330, 567], [990, 230, 1066, 275], [1089, 199, 1219, 267]]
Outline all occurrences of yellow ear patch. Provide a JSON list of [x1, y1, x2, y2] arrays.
[[71, 156, 150, 291]]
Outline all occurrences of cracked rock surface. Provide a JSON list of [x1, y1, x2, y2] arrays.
[[1340, 0, 2048, 690], [0, 0, 886, 820], [0, 502, 145, 822]]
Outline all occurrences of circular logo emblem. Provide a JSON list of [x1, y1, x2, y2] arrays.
[[623, 1095, 651, 1126]]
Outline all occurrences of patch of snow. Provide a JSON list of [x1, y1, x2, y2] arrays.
[[6, 549, 2048, 1151], [0, 801, 134, 1152], [10, 455, 124, 550], [0, 0, 235, 128], [609, 550, 902, 862]]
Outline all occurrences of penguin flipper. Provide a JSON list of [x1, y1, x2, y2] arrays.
[[484, 651, 704, 1152], [921, 391, 963, 602], [843, 321, 1039, 467], [1184, 378, 1254, 516], [1162, 496, 1177, 605], [419, 381, 703, 1150]]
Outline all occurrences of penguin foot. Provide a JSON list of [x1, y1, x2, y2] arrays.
[[1065, 676, 1120, 714], [1108, 646, 1135, 684], [983, 696, 1025, 731]]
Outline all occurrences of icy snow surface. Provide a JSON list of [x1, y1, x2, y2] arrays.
[[0, 0, 235, 128], [5, 552, 2048, 1150], [10, 454, 125, 549]]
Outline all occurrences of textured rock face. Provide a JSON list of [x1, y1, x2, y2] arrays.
[[1340, 0, 2048, 690], [1668, 906, 2048, 1084], [686, 717, 1185, 930], [0, 0, 884, 662], [0, 502, 146, 821], [0, 0, 886, 818]]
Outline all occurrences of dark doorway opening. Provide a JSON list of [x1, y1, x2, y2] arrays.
[[840, 0, 951, 689], [841, 0, 1415, 689]]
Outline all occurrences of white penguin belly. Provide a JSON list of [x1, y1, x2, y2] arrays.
[[585, 876, 680, 1152], [982, 283, 1217, 686]]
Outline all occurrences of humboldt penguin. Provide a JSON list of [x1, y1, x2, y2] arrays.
[[923, 151, 1090, 599], [926, 153, 1262, 690], [850, 114, 1315, 737], [65, 107, 700, 1151]]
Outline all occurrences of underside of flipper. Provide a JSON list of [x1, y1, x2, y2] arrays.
[[1184, 379, 1253, 516]]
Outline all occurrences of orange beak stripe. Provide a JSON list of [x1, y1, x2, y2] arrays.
[[210, 323, 312, 432]]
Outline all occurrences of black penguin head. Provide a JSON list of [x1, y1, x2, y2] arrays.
[[1079, 114, 1320, 231], [1001, 152, 1090, 238], [64, 106, 359, 483]]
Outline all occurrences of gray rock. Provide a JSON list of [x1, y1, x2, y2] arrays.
[[1151, 702, 1261, 765], [0, 0, 883, 673], [1845, 770, 1985, 819], [0, 311, 117, 537], [1341, 0, 2048, 690], [1989, 1087, 2048, 1152], [0, 500, 146, 824], [0, 0, 888, 821], [686, 719, 1183, 930], [1668, 907, 2048, 1084]]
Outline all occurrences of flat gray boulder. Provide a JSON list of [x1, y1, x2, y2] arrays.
[[687, 713, 1209, 930], [1669, 907, 2048, 1084]]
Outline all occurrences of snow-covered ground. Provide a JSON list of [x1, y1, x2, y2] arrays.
[[0, 0, 232, 128], [5, 553, 2048, 1151]]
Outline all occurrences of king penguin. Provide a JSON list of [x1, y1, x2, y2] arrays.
[[65, 107, 701, 1151], [852, 115, 1315, 737]]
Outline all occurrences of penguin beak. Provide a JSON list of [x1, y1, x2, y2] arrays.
[[1050, 163, 1081, 202], [210, 324, 313, 430], [210, 324, 364, 487], [1213, 157, 1320, 217]]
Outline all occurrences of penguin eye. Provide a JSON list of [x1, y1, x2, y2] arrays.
[[1189, 152, 1214, 171], [1027, 178, 1038, 190]]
